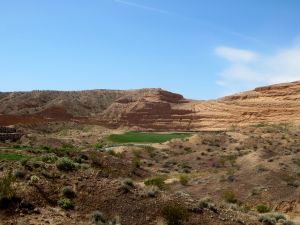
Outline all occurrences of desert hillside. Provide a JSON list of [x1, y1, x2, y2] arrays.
[[1, 81, 300, 130]]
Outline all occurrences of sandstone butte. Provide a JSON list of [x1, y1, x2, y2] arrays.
[[1, 80, 300, 131]]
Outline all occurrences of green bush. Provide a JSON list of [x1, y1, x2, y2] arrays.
[[56, 157, 76, 171], [57, 197, 73, 209], [256, 204, 271, 213], [161, 202, 189, 225], [144, 176, 165, 189]]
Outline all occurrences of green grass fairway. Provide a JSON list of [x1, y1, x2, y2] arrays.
[[108, 131, 192, 144], [0, 153, 32, 161]]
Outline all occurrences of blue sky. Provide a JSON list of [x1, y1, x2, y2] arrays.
[[1, 0, 300, 99]]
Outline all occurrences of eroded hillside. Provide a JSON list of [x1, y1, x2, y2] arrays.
[[1, 81, 300, 131]]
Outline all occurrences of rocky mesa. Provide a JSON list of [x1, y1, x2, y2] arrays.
[[1, 81, 300, 130]]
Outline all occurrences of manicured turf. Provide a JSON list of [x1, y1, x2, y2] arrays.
[[108, 131, 192, 143], [0, 153, 32, 161]]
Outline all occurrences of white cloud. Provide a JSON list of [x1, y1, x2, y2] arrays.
[[215, 46, 258, 63], [215, 41, 300, 95]]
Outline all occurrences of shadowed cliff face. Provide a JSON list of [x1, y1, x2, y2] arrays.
[[1, 82, 300, 130]]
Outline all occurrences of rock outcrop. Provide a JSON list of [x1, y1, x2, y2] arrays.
[[98, 81, 300, 130], [1, 81, 300, 130]]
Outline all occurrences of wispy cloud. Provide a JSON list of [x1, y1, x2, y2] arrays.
[[227, 31, 263, 45], [112, 0, 262, 44], [215, 40, 300, 94], [113, 0, 172, 15], [215, 46, 258, 63]]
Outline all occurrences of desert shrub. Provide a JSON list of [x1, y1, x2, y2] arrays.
[[109, 215, 122, 225], [179, 174, 189, 186], [133, 149, 142, 158], [222, 190, 237, 204], [62, 186, 76, 198], [258, 213, 288, 224], [95, 142, 104, 149], [61, 143, 75, 150], [161, 202, 189, 225], [283, 176, 299, 187], [119, 178, 134, 193], [14, 170, 26, 178], [144, 146, 156, 158], [259, 215, 276, 225], [89, 151, 102, 167], [256, 204, 271, 213], [223, 154, 238, 166], [283, 220, 299, 225], [144, 176, 165, 189], [251, 187, 263, 196], [196, 197, 217, 212], [57, 197, 73, 209], [131, 156, 141, 173], [238, 204, 251, 213], [90, 210, 105, 225], [197, 197, 212, 209], [41, 145, 51, 151], [21, 158, 30, 167], [41, 153, 58, 162], [74, 156, 83, 164], [29, 175, 40, 185], [143, 185, 159, 198], [270, 213, 286, 221], [0, 171, 16, 208], [292, 159, 300, 167], [107, 150, 123, 158], [56, 157, 76, 171], [256, 165, 269, 173], [132, 156, 140, 168]]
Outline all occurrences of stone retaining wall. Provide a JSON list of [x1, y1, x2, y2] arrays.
[[0, 126, 22, 142]]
